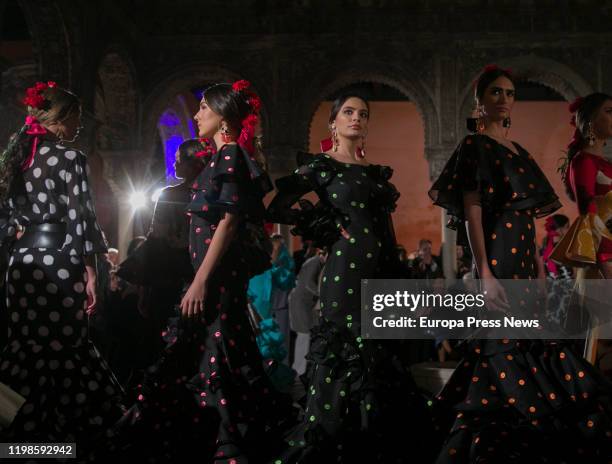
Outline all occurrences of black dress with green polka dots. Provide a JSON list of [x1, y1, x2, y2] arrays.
[[268, 152, 435, 463], [429, 134, 612, 463]]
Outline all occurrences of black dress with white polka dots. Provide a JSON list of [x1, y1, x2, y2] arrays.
[[430, 134, 612, 463], [268, 153, 435, 463], [0, 139, 123, 454], [105, 144, 293, 464]]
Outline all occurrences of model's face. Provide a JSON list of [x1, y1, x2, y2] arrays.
[[479, 76, 515, 123], [591, 99, 612, 140], [48, 109, 82, 142], [331, 97, 369, 139], [194, 98, 223, 138]]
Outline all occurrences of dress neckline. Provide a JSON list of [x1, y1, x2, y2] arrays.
[[320, 153, 370, 167], [481, 134, 521, 157]]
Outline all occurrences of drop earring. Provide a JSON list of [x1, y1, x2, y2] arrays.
[[358, 132, 367, 158], [331, 124, 339, 152], [587, 122, 596, 146], [219, 122, 232, 143]]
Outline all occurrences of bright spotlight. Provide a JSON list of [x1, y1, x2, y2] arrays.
[[129, 191, 147, 210]]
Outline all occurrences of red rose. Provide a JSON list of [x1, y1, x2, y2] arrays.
[[232, 80, 251, 92]]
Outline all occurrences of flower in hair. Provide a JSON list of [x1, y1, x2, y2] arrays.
[[22, 81, 57, 109], [568, 96, 584, 114], [247, 95, 262, 113], [195, 138, 217, 159], [482, 64, 513, 75], [232, 80, 251, 92]]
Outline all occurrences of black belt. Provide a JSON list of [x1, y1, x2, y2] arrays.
[[16, 223, 66, 249]]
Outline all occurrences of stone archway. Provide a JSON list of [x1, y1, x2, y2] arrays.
[[94, 49, 139, 253], [457, 55, 594, 136]]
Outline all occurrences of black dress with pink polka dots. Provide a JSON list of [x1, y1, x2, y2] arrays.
[[430, 134, 612, 463], [105, 144, 293, 463], [267, 152, 436, 463], [0, 139, 123, 455]]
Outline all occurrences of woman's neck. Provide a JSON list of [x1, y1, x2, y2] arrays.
[[482, 119, 507, 140], [583, 138, 606, 156], [330, 138, 363, 162]]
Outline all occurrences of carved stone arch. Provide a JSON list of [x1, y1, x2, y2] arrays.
[[17, 0, 72, 85], [142, 63, 268, 158], [458, 54, 594, 129], [292, 61, 440, 154], [95, 48, 139, 153]]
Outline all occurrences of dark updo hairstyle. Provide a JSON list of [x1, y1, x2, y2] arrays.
[[561, 92, 612, 201], [328, 94, 370, 126], [0, 85, 80, 202], [474, 67, 515, 102], [202, 83, 265, 166], [467, 66, 515, 132], [178, 138, 206, 161], [203, 83, 252, 135]]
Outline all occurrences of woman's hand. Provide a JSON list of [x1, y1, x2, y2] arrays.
[[481, 276, 510, 313], [180, 278, 207, 319], [86, 276, 97, 315]]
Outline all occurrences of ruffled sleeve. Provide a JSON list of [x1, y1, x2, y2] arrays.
[[63, 151, 107, 256], [267, 152, 347, 247], [366, 164, 400, 213], [550, 153, 612, 267], [569, 153, 598, 215], [428, 136, 484, 229], [429, 135, 560, 229], [187, 144, 272, 223]]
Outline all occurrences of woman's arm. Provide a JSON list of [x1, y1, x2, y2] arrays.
[[84, 254, 97, 314], [464, 191, 492, 279], [180, 212, 239, 317], [463, 191, 509, 311]]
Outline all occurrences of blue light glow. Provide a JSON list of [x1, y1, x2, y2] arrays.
[[164, 134, 183, 179]]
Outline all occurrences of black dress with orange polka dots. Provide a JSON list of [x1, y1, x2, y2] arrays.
[[103, 144, 293, 464], [268, 152, 435, 463], [429, 134, 612, 463], [0, 139, 123, 458]]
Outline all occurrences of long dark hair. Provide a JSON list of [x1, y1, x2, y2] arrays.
[[328, 94, 370, 125], [0, 86, 80, 202], [560, 92, 612, 201]]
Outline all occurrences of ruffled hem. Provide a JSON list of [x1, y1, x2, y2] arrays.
[[550, 214, 601, 267], [278, 319, 436, 462], [434, 340, 612, 463]]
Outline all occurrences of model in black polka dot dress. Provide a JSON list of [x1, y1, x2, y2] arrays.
[[268, 151, 435, 463], [429, 133, 612, 463], [0, 137, 123, 451], [104, 144, 294, 463]]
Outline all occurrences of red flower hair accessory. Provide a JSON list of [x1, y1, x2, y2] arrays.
[[568, 96, 584, 114], [482, 64, 513, 75], [232, 80, 251, 92], [230, 79, 263, 153], [22, 81, 56, 109], [195, 138, 217, 159]]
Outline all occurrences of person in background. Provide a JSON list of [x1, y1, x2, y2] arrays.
[[289, 248, 326, 376], [292, 236, 315, 275], [409, 238, 444, 280]]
